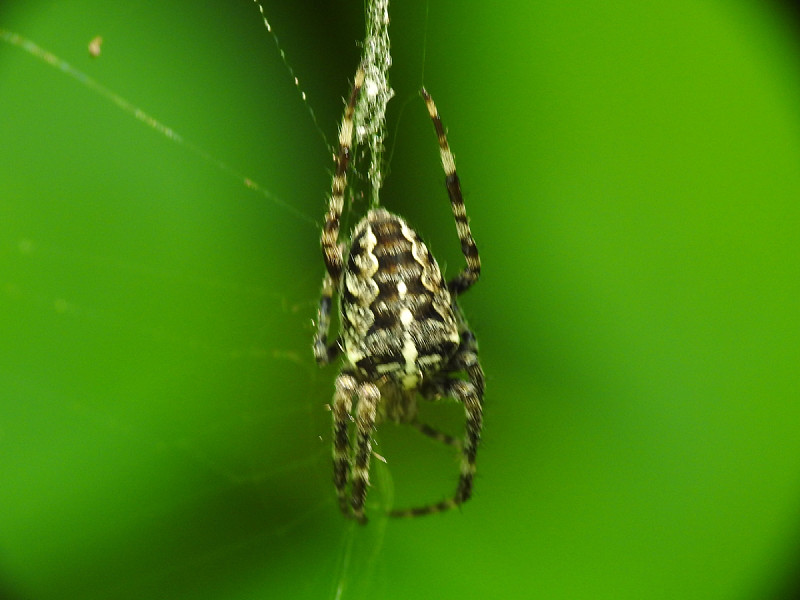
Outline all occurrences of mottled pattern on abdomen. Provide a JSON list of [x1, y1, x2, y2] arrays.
[[340, 208, 459, 385]]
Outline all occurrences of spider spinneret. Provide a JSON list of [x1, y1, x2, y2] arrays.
[[314, 67, 484, 523]]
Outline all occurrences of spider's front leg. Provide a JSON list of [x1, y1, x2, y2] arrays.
[[321, 67, 364, 283], [315, 68, 364, 365], [421, 87, 481, 296]]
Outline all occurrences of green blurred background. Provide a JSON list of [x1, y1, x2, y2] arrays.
[[2, 1, 800, 598]]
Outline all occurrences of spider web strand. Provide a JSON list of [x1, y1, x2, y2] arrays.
[[0, 29, 316, 229], [251, 0, 329, 150]]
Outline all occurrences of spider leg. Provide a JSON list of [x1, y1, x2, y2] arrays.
[[351, 381, 380, 524], [449, 317, 485, 397], [410, 420, 462, 450], [313, 271, 342, 365], [390, 373, 484, 519], [445, 327, 485, 505], [453, 377, 484, 505], [315, 68, 364, 365], [421, 88, 480, 296], [332, 373, 356, 516], [411, 324, 482, 453], [321, 67, 365, 284]]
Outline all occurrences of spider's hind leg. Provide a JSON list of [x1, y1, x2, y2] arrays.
[[351, 381, 380, 524], [410, 420, 462, 450], [390, 374, 484, 519], [331, 374, 382, 524], [332, 374, 356, 516], [321, 68, 365, 283]]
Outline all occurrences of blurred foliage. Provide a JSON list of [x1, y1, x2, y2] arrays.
[[2, 1, 800, 599]]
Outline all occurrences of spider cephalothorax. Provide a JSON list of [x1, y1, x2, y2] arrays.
[[314, 67, 484, 523]]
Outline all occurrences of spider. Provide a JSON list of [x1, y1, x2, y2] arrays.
[[314, 67, 484, 523]]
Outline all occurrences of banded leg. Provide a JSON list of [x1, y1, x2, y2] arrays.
[[390, 377, 484, 519], [421, 88, 481, 296], [321, 67, 365, 282], [410, 420, 462, 450], [451, 324, 485, 397], [313, 272, 342, 365], [453, 378, 483, 505], [351, 382, 380, 524], [332, 374, 356, 516]]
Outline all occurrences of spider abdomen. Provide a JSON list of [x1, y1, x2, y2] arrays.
[[340, 208, 459, 387]]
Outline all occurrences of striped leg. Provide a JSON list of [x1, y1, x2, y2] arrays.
[[321, 67, 365, 283], [332, 374, 356, 516], [421, 88, 481, 296], [313, 272, 341, 365], [390, 376, 484, 519], [351, 382, 380, 524], [451, 320, 485, 398], [410, 420, 462, 450], [315, 68, 363, 365], [453, 378, 483, 505]]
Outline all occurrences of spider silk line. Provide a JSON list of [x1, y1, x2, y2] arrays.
[[330, 483, 389, 600], [3, 17, 375, 568], [419, 0, 430, 88], [0, 29, 317, 229], [257, 0, 395, 210], [251, 0, 331, 152]]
